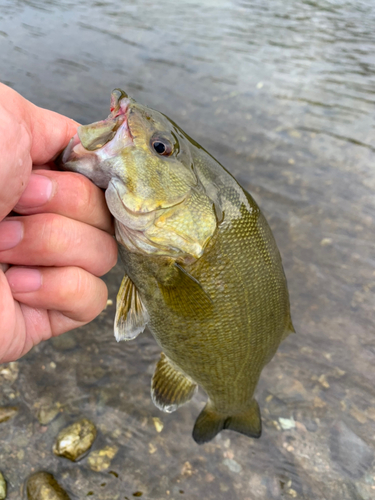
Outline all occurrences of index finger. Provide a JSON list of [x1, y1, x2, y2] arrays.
[[14, 169, 114, 234]]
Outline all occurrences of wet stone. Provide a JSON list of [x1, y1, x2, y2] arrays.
[[223, 458, 242, 473], [53, 418, 97, 461], [0, 472, 6, 500], [0, 406, 18, 423], [330, 421, 374, 479], [37, 403, 61, 425], [87, 445, 119, 472], [0, 362, 19, 385], [26, 472, 70, 500], [279, 417, 296, 431], [76, 362, 106, 386]]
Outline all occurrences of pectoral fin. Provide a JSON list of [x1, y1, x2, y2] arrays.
[[114, 275, 149, 342], [158, 263, 213, 319], [192, 399, 262, 444], [151, 353, 197, 413]]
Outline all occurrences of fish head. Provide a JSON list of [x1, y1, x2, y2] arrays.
[[61, 89, 217, 261]]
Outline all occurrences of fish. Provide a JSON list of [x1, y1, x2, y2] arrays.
[[61, 89, 294, 444]]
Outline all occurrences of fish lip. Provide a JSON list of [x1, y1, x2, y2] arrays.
[[62, 97, 132, 164], [61, 134, 81, 164]]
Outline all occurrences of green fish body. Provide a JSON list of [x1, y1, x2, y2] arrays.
[[61, 89, 294, 443]]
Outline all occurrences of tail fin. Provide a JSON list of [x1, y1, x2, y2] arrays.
[[192, 399, 262, 444]]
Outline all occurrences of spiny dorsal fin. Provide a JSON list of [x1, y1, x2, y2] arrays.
[[115, 274, 149, 342], [151, 353, 197, 413], [158, 263, 213, 319], [193, 399, 262, 444]]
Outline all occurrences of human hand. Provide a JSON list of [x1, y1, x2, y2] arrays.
[[0, 83, 118, 363]]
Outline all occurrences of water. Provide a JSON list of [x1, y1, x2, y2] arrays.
[[0, 0, 375, 498]]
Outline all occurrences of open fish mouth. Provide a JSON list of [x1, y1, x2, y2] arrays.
[[62, 90, 132, 165], [59, 90, 134, 192]]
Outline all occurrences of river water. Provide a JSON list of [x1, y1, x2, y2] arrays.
[[0, 0, 374, 499]]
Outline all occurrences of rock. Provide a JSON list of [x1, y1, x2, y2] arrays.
[[26, 472, 70, 500], [152, 417, 163, 433], [0, 472, 6, 500], [87, 445, 118, 472], [279, 417, 296, 431], [76, 362, 106, 386], [0, 407, 18, 423], [330, 421, 374, 479], [0, 363, 19, 384], [37, 403, 61, 425], [53, 418, 97, 461], [223, 458, 242, 473]]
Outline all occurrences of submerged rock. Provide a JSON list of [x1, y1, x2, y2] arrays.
[[26, 472, 70, 500], [0, 407, 18, 424], [330, 421, 374, 479], [87, 445, 119, 472], [53, 418, 97, 462], [37, 403, 61, 425], [0, 362, 19, 385], [0, 472, 6, 500]]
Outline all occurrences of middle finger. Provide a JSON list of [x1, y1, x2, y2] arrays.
[[0, 214, 117, 276]]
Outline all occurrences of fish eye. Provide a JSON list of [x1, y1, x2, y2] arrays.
[[151, 138, 173, 156]]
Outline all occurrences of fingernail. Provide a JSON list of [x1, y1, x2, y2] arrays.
[[6, 267, 42, 293], [0, 220, 23, 251], [16, 174, 53, 208]]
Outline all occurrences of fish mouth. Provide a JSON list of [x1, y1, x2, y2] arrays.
[[61, 90, 133, 168], [61, 133, 82, 164]]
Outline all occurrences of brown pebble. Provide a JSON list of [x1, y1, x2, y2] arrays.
[[53, 418, 97, 462], [87, 446, 118, 472], [0, 472, 6, 500], [26, 472, 70, 500], [0, 406, 18, 424]]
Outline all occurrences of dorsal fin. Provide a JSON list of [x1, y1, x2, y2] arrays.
[[114, 275, 149, 342], [151, 353, 197, 413]]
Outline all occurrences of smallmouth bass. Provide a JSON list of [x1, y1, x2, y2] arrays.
[[61, 89, 294, 444]]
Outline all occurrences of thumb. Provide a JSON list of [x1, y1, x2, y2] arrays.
[[26, 101, 79, 165], [0, 84, 79, 220]]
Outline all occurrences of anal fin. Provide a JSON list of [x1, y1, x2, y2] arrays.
[[193, 399, 262, 444], [151, 353, 197, 413], [115, 275, 149, 342]]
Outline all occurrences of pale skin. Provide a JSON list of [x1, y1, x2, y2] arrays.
[[0, 83, 118, 364]]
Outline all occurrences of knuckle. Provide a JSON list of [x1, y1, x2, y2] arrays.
[[96, 237, 118, 275], [58, 267, 89, 305], [70, 270, 107, 321], [71, 174, 95, 213], [38, 214, 72, 256]]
